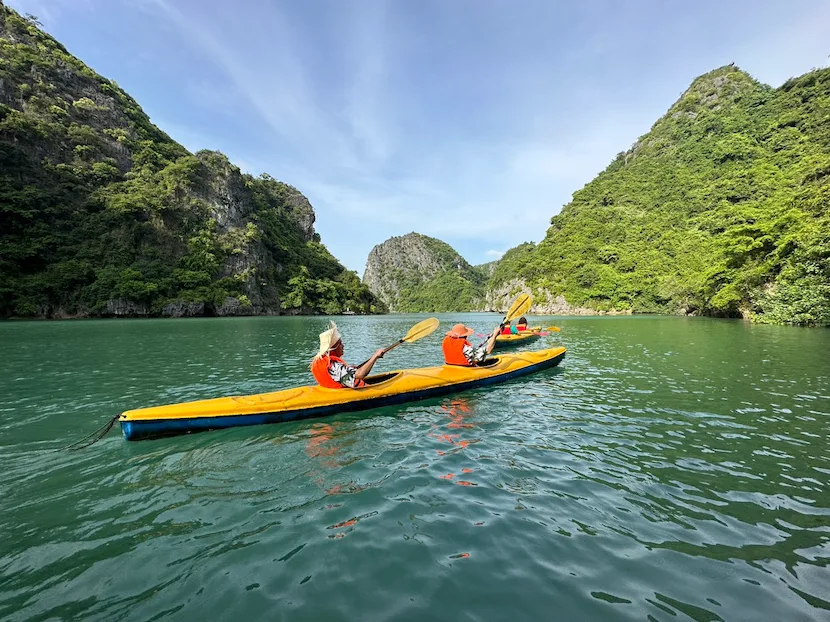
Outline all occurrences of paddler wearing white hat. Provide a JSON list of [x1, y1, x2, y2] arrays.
[[309, 321, 386, 389]]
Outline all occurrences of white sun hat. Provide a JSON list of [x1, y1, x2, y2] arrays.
[[315, 321, 342, 360]]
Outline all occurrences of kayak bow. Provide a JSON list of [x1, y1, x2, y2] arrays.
[[120, 346, 566, 440]]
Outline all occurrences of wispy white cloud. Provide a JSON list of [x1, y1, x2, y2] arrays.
[[149, 0, 394, 177], [5, 0, 56, 24], [341, 1, 394, 165], [7, 0, 97, 24], [486, 250, 504, 258], [100, 1, 643, 270]]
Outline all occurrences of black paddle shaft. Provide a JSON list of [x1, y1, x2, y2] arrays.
[[356, 339, 402, 369]]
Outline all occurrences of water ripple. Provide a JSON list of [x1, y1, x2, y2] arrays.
[[0, 315, 829, 620]]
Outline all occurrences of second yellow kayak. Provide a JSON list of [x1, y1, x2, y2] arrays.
[[494, 332, 541, 349]]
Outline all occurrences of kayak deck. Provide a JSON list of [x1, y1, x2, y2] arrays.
[[494, 332, 541, 349], [120, 346, 566, 440]]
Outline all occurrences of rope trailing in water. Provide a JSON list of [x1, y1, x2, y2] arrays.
[[55, 414, 119, 451]]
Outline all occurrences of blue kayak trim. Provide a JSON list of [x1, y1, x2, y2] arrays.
[[120, 350, 565, 441]]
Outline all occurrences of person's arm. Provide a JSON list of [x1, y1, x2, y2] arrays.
[[354, 349, 385, 380], [484, 326, 500, 354], [462, 341, 485, 364], [464, 327, 500, 364]]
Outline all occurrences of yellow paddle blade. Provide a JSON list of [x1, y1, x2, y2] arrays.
[[402, 317, 440, 343], [546, 326, 561, 332], [504, 294, 532, 323]]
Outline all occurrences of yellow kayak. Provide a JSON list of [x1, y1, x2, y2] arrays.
[[494, 332, 541, 349], [120, 346, 566, 440]]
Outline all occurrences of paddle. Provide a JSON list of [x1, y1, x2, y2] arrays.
[[357, 317, 440, 368], [479, 294, 533, 346], [501, 293, 532, 328]]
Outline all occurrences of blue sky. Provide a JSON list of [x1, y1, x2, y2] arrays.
[[7, 0, 830, 273]]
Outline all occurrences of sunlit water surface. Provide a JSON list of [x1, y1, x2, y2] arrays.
[[1, 315, 828, 620]]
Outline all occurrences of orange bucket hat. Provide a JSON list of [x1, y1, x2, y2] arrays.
[[445, 323, 474, 338]]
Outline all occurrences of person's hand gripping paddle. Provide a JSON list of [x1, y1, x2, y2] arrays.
[[499, 294, 532, 332]]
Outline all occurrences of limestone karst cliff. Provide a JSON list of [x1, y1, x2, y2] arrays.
[[0, 2, 378, 317]]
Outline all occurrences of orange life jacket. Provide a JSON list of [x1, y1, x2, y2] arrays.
[[442, 336, 473, 366], [500, 326, 512, 335], [311, 354, 365, 389], [517, 324, 527, 332]]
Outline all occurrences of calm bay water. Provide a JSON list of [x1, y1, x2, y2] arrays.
[[0, 315, 828, 621]]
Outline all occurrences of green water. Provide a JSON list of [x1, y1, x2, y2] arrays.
[[0, 315, 828, 621]]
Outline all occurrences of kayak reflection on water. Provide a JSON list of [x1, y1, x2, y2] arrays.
[[306, 422, 338, 462], [444, 398, 475, 430]]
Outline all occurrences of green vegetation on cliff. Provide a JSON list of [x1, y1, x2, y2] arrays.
[[490, 65, 830, 326], [394, 268, 485, 313], [363, 233, 486, 312], [0, 5, 380, 317]]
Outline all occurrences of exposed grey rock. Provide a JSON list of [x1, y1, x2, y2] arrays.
[[104, 299, 149, 317], [282, 186, 316, 242], [362, 232, 482, 311], [480, 278, 631, 316], [193, 151, 251, 231], [213, 296, 254, 317], [161, 301, 205, 318], [189, 151, 288, 314], [475, 261, 498, 279]]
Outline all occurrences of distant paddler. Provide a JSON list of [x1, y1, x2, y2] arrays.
[[310, 318, 440, 389], [500, 315, 531, 334], [499, 313, 532, 335], [500, 320, 522, 335]]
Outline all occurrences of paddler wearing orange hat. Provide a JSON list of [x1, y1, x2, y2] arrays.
[[310, 321, 386, 388], [441, 322, 500, 367]]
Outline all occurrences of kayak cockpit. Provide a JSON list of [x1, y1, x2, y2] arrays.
[[362, 372, 403, 386], [443, 358, 500, 369]]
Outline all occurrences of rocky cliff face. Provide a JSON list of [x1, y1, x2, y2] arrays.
[[361, 232, 617, 315], [481, 278, 631, 316], [364, 233, 455, 301], [0, 4, 377, 318], [363, 233, 486, 312], [360, 232, 619, 316], [189, 151, 281, 316]]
